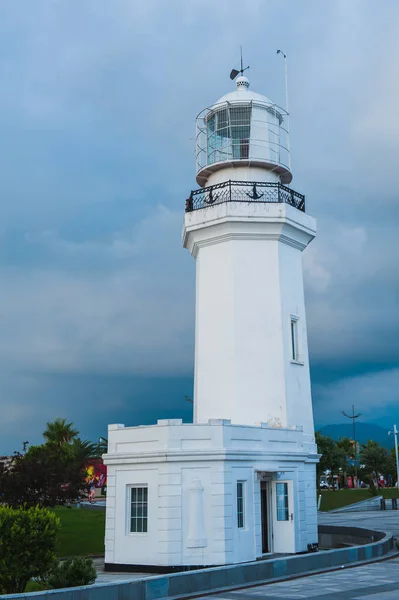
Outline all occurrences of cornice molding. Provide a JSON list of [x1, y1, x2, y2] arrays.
[[104, 448, 319, 465], [186, 229, 308, 257]]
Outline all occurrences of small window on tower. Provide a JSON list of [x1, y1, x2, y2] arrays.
[[237, 481, 246, 529], [290, 318, 299, 362]]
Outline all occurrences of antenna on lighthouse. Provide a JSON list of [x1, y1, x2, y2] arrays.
[[276, 49, 289, 115], [230, 46, 250, 80], [277, 49, 291, 170]]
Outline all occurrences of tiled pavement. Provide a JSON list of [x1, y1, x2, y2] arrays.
[[317, 510, 399, 537], [195, 556, 399, 599], [196, 511, 399, 600]]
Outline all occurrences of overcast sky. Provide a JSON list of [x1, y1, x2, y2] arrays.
[[0, 0, 398, 453]]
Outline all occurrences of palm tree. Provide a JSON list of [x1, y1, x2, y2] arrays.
[[43, 418, 79, 447], [97, 437, 108, 456], [70, 438, 98, 461]]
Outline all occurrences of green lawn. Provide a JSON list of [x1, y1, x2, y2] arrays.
[[318, 488, 399, 512], [52, 507, 105, 557]]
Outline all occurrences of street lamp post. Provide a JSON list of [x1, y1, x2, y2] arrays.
[[342, 405, 362, 488], [388, 425, 399, 489]]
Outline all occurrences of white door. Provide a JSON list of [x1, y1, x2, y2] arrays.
[[272, 480, 295, 553]]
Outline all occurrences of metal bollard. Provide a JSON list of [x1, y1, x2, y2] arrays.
[[380, 498, 386, 510]]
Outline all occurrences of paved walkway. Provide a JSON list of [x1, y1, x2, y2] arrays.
[[318, 510, 399, 537], [197, 555, 399, 599], [198, 511, 399, 600]]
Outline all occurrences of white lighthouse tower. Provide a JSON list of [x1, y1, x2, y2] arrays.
[[104, 66, 319, 571]]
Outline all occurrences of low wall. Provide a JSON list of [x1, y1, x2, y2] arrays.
[[329, 496, 383, 513], [318, 524, 385, 548], [1, 527, 394, 600]]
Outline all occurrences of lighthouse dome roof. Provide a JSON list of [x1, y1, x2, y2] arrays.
[[214, 77, 274, 107]]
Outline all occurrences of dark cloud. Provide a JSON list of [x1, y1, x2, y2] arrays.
[[0, 372, 193, 453], [1, 0, 398, 452]]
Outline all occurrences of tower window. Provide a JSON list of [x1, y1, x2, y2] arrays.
[[290, 317, 299, 361], [237, 481, 246, 528], [130, 486, 148, 533]]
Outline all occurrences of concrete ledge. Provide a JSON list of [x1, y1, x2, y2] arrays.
[[329, 496, 383, 513], [1, 527, 394, 600], [318, 524, 385, 548]]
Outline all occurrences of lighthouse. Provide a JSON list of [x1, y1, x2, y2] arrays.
[[104, 66, 319, 570], [184, 72, 315, 437]]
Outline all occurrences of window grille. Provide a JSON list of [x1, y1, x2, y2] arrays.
[[130, 486, 148, 533], [237, 481, 245, 528]]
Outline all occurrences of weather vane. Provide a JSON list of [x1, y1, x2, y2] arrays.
[[230, 46, 250, 80]]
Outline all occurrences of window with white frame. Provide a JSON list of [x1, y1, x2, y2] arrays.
[[237, 481, 245, 528], [276, 482, 289, 521], [130, 486, 148, 533], [290, 317, 299, 361]]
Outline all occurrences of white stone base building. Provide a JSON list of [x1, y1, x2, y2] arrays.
[[104, 420, 318, 569]]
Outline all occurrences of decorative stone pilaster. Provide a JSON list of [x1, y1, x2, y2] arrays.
[[186, 478, 207, 548]]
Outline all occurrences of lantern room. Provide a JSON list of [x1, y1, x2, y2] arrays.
[[196, 76, 292, 187]]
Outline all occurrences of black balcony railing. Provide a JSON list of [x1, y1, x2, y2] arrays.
[[185, 180, 305, 213]]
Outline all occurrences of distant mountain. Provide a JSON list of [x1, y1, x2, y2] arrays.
[[317, 423, 392, 448]]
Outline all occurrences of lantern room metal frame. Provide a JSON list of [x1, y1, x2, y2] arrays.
[[196, 98, 291, 187]]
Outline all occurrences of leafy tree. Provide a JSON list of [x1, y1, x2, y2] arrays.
[[360, 440, 388, 485], [384, 450, 397, 483], [337, 436, 353, 458], [0, 418, 105, 508], [316, 432, 346, 491], [0, 442, 89, 508], [0, 506, 60, 594], [337, 436, 354, 486], [43, 418, 79, 447]]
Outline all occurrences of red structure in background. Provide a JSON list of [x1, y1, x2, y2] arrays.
[[84, 459, 107, 490]]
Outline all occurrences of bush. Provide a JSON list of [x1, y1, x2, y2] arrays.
[[368, 484, 378, 497], [0, 505, 60, 594], [47, 556, 97, 589]]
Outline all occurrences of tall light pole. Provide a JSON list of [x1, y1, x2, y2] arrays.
[[388, 425, 399, 489], [342, 405, 362, 488]]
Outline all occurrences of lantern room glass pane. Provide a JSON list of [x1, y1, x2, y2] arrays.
[[206, 104, 252, 165]]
